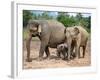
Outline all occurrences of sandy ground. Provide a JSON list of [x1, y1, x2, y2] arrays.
[[23, 38, 91, 69]]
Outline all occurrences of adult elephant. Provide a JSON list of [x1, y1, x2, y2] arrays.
[[26, 20, 67, 62], [65, 26, 89, 60]]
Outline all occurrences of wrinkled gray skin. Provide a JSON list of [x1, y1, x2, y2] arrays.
[[65, 26, 89, 59], [56, 43, 68, 60], [26, 20, 67, 62]]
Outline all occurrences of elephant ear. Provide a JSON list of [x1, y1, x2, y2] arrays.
[[37, 25, 42, 35], [74, 27, 80, 36]]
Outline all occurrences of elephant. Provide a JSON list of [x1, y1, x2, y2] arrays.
[[56, 43, 68, 60], [65, 26, 89, 60], [26, 20, 67, 62]]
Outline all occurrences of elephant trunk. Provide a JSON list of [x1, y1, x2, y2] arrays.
[[26, 32, 32, 62]]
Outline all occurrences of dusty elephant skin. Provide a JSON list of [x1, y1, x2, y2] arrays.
[[65, 26, 89, 60], [26, 20, 67, 62]]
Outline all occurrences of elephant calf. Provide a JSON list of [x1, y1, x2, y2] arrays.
[[56, 43, 68, 60], [56, 43, 76, 60]]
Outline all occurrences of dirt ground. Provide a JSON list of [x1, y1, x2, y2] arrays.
[[23, 38, 91, 69]]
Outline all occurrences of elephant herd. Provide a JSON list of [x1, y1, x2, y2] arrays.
[[26, 20, 89, 62]]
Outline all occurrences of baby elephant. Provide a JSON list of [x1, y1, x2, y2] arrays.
[[56, 43, 68, 60]]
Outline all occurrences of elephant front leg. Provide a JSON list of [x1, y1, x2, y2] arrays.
[[75, 40, 81, 59], [26, 33, 32, 62], [70, 44, 75, 59], [65, 40, 72, 61], [67, 46, 71, 61]]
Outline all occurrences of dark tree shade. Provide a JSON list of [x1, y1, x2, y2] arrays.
[[23, 10, 33, 27], [57, 12, 77, 27]]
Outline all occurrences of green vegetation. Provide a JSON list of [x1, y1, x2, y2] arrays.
[[23, 10, 33, 27], [23, 10, 91, 39]]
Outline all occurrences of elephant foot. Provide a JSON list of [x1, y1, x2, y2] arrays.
[[64, 57, 70, 61], [75, 56, 79, 60], [26, 58, 32, 62], [70, 56, 74, 59], [78, 56, 83, 58], [66, 56, 71, 61], [78, 56, 81, 58], [45, 56, 51, 60], [66, 59, 70, 62], [79, 56, 84, 58], [37, 57, 43, 61], [62, 58, 66, 60], [72, 53, 76, 58], [82, 56, 85, 58]]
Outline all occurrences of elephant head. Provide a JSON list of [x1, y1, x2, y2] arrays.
[[72, 27, 80, 40], [27, 20, 42, 37], [67, 27, 80, 40]]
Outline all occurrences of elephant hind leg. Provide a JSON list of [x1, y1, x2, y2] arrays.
[[45, 46, 50, 58], [83, 46, 86, 58], [38, 42, 47, 60]]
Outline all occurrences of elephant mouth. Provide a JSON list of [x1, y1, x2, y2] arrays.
[[32, 33, 40, 37], [32, 34, 36, 37]]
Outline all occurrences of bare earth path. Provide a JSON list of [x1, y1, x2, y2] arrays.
[[23, 38, 91, 69]]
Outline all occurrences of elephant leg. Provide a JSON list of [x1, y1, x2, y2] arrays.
[[83, 46, 86, 58], [70, 45, 75, 59], [45, 46, 50, 58], [26, 32, 32, 62], [65, 41, 71, 61], [78, 47, 80, 58], [75, 39, 81, 59], [62, 52, 66, 60], [67, 45, 71, 61], [75, 46, 80, 59], [38, 41, 48, 60], [57, 52, 61, 58]]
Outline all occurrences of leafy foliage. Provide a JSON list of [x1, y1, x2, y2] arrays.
[[57, 12, 77, 27], [23, 10, 91, 33], [23, 10, 33, 27]]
